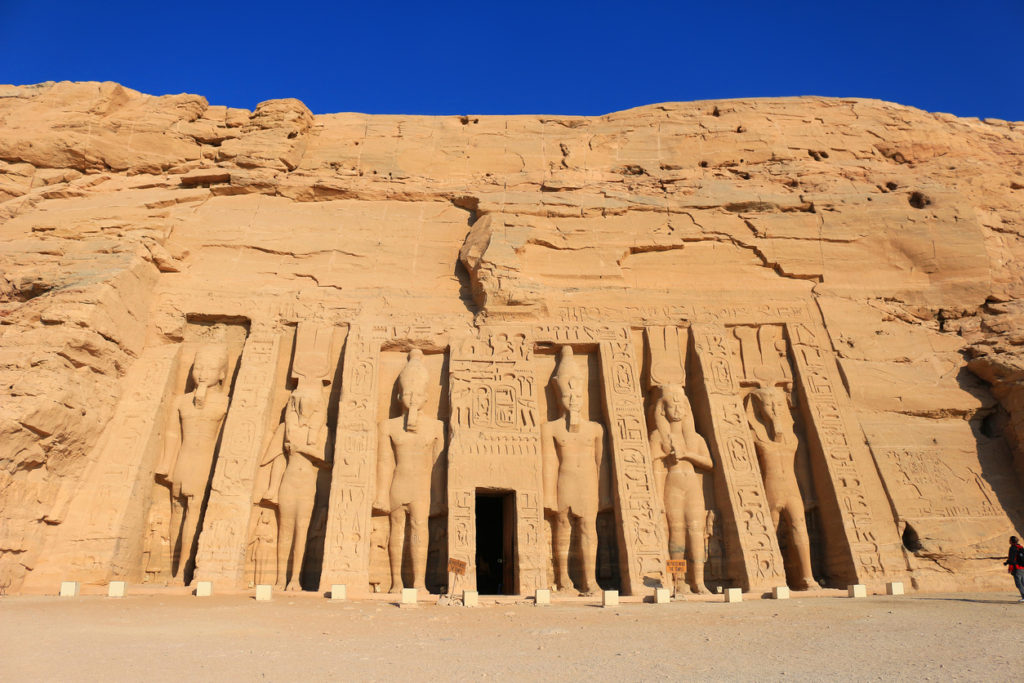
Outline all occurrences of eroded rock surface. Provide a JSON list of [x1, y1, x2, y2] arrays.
[[2, 81, 1023, 595]]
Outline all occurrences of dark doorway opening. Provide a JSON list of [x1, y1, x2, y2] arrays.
[[475, 491, 515, 594]]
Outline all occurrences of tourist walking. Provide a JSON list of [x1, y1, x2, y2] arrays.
[[1004, 536, 1024, 602]]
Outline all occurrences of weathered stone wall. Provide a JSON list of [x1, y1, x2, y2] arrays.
[[2, 81, 1023, 595]]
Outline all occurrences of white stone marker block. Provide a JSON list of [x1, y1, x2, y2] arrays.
[[848, 584, 867, 598], [330, 584, 347, 601], [255, 585, 272, 601], [654, 588, 671, 604], [886, 581, 904, 596], [602, 590, 619, 607], [535, 589, 551, 606], [59, 581, 80, 597], [772, 586, 790, 600], [462, 590, 479, 607], [108, 581, 127, 598], [401, 587, 418, 605], [195, 581, 213, 597], [724, 587, 743, 603]]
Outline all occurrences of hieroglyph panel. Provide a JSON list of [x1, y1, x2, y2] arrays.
[[319, 328, 382, 594]]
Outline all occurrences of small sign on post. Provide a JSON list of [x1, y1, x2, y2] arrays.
[[666, 559, 687, 597], [445, 558, 469, 605]]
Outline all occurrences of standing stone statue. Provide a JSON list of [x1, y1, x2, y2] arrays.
[[649, 384, 713, 594], [155, 345, 231, 580], [374, 349, 446, 593], [541, 346, 608, 596], [746, 385, 816, 590], [257, 382, 331, 591]]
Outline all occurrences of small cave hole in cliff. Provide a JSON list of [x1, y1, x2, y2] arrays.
[[909, 191, 932, 209], [902, 523, 923, 553]]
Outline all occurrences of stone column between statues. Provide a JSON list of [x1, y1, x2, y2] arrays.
[[597, 329, 667, 595], [193, 330, 282, 587], [690, 323, 788, 592], [786, 321, 906, 585], [319, 328, 381, 596]]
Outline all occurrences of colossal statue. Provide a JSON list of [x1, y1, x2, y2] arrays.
[[649, 383, 713, 594], [374, 349, 446, 593], [154, 345, 231, 580], [257, 382, 331, 590], [541, 346, 609, 596], [746, 385, 817, 590]]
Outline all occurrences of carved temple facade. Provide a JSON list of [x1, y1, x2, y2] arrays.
[[22, 294, 912, 597]]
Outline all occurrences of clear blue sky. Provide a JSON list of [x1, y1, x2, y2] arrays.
[[2, 0, 1021, 119]]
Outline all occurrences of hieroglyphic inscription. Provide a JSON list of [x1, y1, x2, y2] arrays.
[[691, 324, 786, 591], [876, 448, 1003, 520], [597, 327, 667, 594], [447, 330, 546, 594], [787, 322, 904, 581], [556, 301, 812, 328], [319, 327, 382, 594], [193, 330, 282, 587]]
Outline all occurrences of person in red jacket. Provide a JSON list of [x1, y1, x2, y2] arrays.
[[1004, 536, 1024, 602]]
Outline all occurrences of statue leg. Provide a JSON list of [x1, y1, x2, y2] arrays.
[[286, 490, 315, 591], [579, 513, 599, 596], [409, 507, 428, 591], [168, 493, 184, 578], [784, 501, 816, 589], [664, 485, 687, 592], [553, 510, 573, 592], [685, 480, 710, 594], [388, 507, 407, 593], [179, 495, 202, 582], [277, 492, 297, 590]]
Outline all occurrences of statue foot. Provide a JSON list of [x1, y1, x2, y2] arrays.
[[692, 585, 712, 596], [285, 580, 302, 592], [554, 584, 579, 597], [274, 581, 286, 591], [796, 578, 817, 591]]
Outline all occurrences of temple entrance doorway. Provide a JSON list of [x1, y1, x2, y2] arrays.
[[475, 490, 516, 594]]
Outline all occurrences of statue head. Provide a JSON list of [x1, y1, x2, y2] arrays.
[[553, 346, 585, 416], [659, 384, 690, 423], [750, 385, 787, 426], [290, 382, 325, 421], [190, 345, 228, 408], [398, 349, 430, 430]]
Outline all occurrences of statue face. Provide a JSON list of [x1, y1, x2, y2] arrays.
[[757, 389, 786, 423], [400, 382, 427, 412], [191, 354, 225, 387], [293, 392, 321, 418], [662, 386, 688, 422], [557, 375, 584, 414]]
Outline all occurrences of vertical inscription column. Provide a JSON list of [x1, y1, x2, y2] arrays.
[[319, 328, 381, 596], [598, 327, 666, 595], [194, 329, 282, 587], [691, 324, 786, 592], [787, 322, 904, 584]]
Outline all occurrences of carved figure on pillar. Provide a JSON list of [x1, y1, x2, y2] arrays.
[[746, 385, 817, 590], [542, 346, 609, 596], [257, 382, 331, 591], [155, 345, 231, 580], [374, 349, 446, 593], [649, 384, 713, 594]]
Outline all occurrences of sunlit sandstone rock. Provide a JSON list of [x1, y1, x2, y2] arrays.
[[2, 81, 1023, 597]]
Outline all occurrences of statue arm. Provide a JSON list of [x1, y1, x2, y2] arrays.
[[296, 421, 331, 467], [684, 422, 714, 471], [794, 440, 816, 510], [374, 422, 393, 513], [155, 399, 182, 479], [650, 432, 667, 514], [597, 424, 613, 513], [745, 399, 769, 444], [258, 423, 286, 504], [541, 422, 557, 512]]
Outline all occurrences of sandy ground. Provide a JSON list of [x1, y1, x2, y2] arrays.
[[1, 589, 1021, 682]]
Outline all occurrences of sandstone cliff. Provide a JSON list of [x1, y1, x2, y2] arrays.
[[1, 81, 1022, 595]]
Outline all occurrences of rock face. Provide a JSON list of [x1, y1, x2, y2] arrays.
[[2, 80, 1023, 596]]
